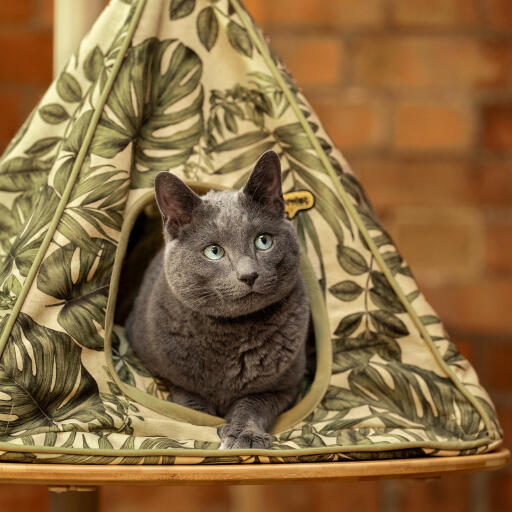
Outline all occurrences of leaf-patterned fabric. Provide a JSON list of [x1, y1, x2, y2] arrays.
[[0, 0, 502, 464]]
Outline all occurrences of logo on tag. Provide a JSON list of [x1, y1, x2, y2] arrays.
[[283, 190, 315, 219]]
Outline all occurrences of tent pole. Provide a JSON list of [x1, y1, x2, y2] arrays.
[[53, 0, 105, 77]]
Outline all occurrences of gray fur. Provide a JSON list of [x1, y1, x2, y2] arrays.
[[126, 151, 310, 449]]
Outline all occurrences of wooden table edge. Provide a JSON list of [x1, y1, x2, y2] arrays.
[[0, 449, 507, 487]]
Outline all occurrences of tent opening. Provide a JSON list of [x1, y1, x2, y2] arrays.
[[105, 183, 332, 433]]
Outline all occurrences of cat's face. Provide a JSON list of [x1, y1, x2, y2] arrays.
[[155, 151, 301, 318]]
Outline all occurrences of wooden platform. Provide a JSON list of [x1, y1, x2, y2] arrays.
[[0, 449, 507, 488]]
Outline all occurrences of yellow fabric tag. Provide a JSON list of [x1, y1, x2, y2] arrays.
[[284, 190, 315, 219]]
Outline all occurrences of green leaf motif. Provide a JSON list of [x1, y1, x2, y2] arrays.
[[64, 110, 94, 155], [0, 313, 104, 434], [332, 331, 402, 374], [370, 310, 408, 338], [56, 72, 82, 103], [420, 315, 441, 326], [197, 7, 218, 51], [274, 123, 312, 150], [337, 245, 368, 275], [329, 280, 363, 302], [0, 157, 50, 192], [37, 239, 116, 350], [170, 0, 196, 19], [214, 141, 275, 174], [211, 131, 268, 152], [39, 104, 69, 125], [369, 271, 405, 313], [300, 212, 326, 295], [227, 20, 253, 58], [91, 118, 131, 159], [25, 137, 60, 158], [91, 38, 204, 188], [293, 164, 349, 242], [382, 251, 404, 274], [224, 110, 237, 133], [83, 46, 104, 82], [0, 186, 59, 283], [406, 290, 420, 303], [334, 312, 363, 337]]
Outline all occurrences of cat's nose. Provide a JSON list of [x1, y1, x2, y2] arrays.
[[238, 271, 258, 287], [237, 256, 258, 287]]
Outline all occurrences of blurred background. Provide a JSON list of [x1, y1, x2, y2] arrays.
[[0, 0, 510, 510]]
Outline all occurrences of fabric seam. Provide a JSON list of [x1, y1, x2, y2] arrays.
[[0, 438, 500, 459], [103, 189, 332, 434]]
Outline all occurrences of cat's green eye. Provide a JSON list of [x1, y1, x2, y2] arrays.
[[254, 233, 273, 251], [204, 244, 225, 260]]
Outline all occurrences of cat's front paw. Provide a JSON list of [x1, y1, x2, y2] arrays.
[[219, 422, 272, 449]]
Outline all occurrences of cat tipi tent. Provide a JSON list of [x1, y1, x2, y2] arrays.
[[0, 0, 506, 470]]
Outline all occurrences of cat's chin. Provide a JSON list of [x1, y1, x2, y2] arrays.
[[200, 298, 269, 319], [206, 291, 293, 319]]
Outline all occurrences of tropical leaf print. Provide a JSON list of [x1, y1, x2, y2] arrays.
[[0, 313, 104, 435], [91, 37, 204, 188], [170, 0, 196, 20], [0, 6, 130, 277], [0, 0, 500, 462], [37, 239, 116, 350], [56, 159, 128, 248], [99, 381, 145, 435], [112, 330, 170, 401], [0, 186, 59, 288], [197, 7, 219, 51]]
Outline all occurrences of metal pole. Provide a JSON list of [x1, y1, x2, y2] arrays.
[[53, 0, 105, 77]]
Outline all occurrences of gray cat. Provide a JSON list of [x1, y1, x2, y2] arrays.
[[126, 151, 310, 449]]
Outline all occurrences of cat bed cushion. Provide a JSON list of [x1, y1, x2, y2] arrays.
[[0, 0, 502, 464]]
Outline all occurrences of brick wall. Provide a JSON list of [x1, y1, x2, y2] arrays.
[[0, 0, 510, 511], [0, 0, 52, 151]]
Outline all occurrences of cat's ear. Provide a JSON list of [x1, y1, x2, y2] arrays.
[[243, 151, 284, 216], [154, 172, 202, 237]]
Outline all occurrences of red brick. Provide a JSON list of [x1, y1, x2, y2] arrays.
[[490, 469, 512, 512], [388, 207, 484, 285], [484, 341, 512, 391], [39, 0, 54, 27], [0, 30, 52, 84], [394, 101, 473, 150], [390, 476, 471, 512], [251, 0, 385, 28], [354, 158, 475, 208], [20, 85, 47, 120], [486, 217, 512, 275], [356, 158, 511, 208], [243, 0, 267, 23], [102, 485, 230, 512], [475, 161, 512, 205], [271, 36, 343, 86], [230, 482, 381, 512], [0, 485, 48, 510], [354, 37, 512, 89], [0, 1, 34, 22], [310, 91, 385, 150], [0, 91, 21, 141], [392, 0, 478, 27], [495, 404, 512, 448], [484, 0, 512, 29], [451, 337, 477, 367], [423, 279, 512, 335], [482, 103, 512, 151]]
